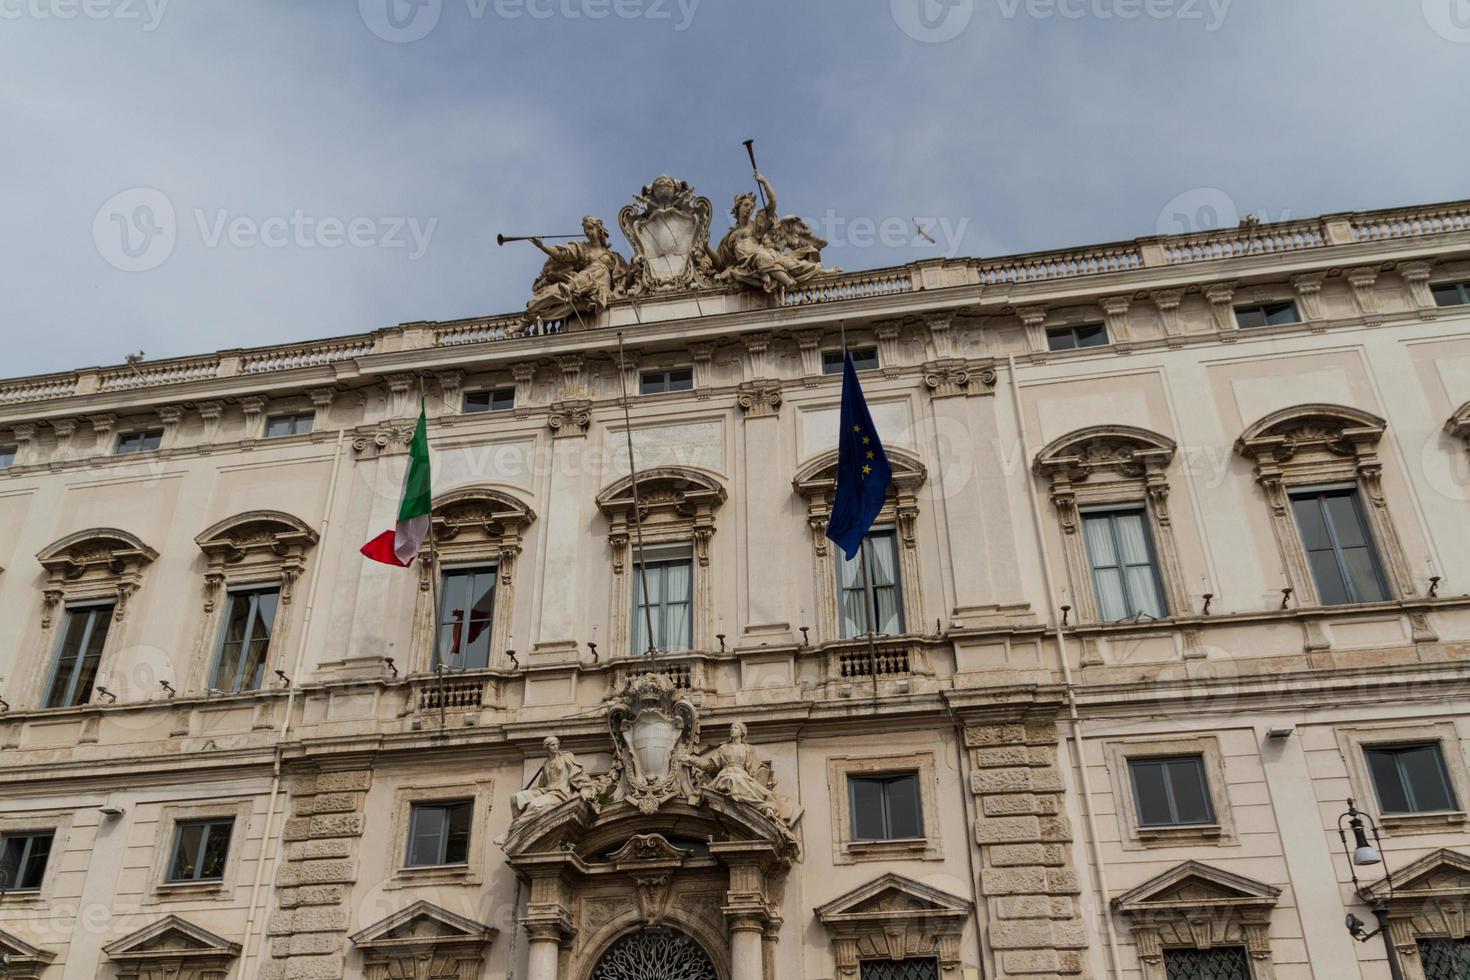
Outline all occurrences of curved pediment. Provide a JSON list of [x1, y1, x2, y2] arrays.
[[595, 466, 727, 515], [792, 446, 927, 497], [1034, 424, 1177, 478], [36, 527, 157, 579], [194, 510, 319, 559], [1236, 403, 1387, 457], [431, 485, 538, 535]]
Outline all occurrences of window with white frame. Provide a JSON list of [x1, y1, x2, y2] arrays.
[[1288, 486, 1390, 605], [1129, 755, 1215, 827], [1432, 280, 1470, 307], [463, 388, 515, 414], [631, 543, 693, 654], [1234, 301, 1300, 328], [1081, 507, 1168, 621], [166, 819, 233, 883], [0, 831, 54, 891], [639, 367, 694, 394], [405, 801, 472, 867], [0, 444, 15, 468], [264, 412, 315, 438], [1046, 322, 1108, 351], [837, 530, 904, 638], [1365, 743, 1458, 815], [115, 429, 163, 454], [435, 566, 497, 670], [209, 586, 279, 692], [849, 772, 923, 842], [43, 602, 114, 708], [823, 347, 880, 374]]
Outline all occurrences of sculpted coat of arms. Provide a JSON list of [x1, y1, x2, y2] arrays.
[[619, 175, 716, 294]]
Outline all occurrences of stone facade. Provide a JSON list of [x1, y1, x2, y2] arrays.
[[2, 197, 1470, 979]]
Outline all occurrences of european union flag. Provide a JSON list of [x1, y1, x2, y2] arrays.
[[827, 349, 893, 561]]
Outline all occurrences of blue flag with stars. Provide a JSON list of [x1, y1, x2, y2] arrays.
[[826, 349, 893, 561]]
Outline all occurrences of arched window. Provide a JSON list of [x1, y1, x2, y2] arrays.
[[596, 468, 726, 660], [1034, 425, 1187, 624], [1236, 404, 1414, 606]]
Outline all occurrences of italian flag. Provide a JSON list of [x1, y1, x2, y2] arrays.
[[361, 402, 432, 567]]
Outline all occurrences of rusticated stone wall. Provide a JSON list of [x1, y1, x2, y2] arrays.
[[260, 768, 373, 980], [967, 715, 1090, 978]]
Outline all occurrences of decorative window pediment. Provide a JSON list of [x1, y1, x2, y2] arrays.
[[596, 468, 725, 658], [36, 527, 157, 623], [101, 914, 241, 980], [1235, 404, 1415, 605], [194, 510, 319, 608], [1362, 848, 1470, 969], [349, 900, 499, 980], [0, 928, 56, 980], [815, 873, 970, 979], [1113, 861, 1280, 980]]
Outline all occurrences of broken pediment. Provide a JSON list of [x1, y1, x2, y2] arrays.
[[1365, 847, 1470, 901], [102, 915, 241, 979], [1113, 860, 1281, 915], [350, 900, 499, 952]]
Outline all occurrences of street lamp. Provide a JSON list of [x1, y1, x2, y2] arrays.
[[1337, 798, 1406, 980]]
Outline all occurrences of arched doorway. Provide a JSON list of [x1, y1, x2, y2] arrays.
[[590, 927, 719, 980]]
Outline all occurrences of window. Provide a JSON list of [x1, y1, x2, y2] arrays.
[[639, 368, 694, 394], [210, 587, 279, 692], [1289, 487, 1389, 605], [1432, 280, 1470, 307], [1129, 756, 1215, 827], [1419, 938, 1470, 980], [1162, 947, 1251, 980], [1366, 744, 1458, 815], [631, 544, 693, 653], [1234, 301, 1300, 328], [463, 388, 515, 414], [115, 429, 163, 454], [823, 347, 879, 374], [838, 530, 904, 638], [167, 819, 233, 882], [43, 603, 114, 708], [1081, 508, 1167, 621], [264, 412, 314, 438], [849, 773, 923, 842], [1045, 322, 1108, 351], [436, 566, 497, 670], [0, 831, 53, 891], [861, 960, 940, 980], [0, 444, 15, 468], [406, 801, 471, 867]]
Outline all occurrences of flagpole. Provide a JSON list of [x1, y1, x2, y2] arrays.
[[615, 332, 661, 665], [415, 381, 448, 732]]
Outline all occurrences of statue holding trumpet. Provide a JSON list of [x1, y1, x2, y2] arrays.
[[501, 215, 629, 328]]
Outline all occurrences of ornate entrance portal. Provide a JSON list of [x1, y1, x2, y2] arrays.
[[590, 928, 719, 980]]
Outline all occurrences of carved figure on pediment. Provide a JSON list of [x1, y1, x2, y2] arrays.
[[510, 736, 597, 823], [712, 172, 837, 293], [695, 722, 801, 836], [522, 216, 630, 327]]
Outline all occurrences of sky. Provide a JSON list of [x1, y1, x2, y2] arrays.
[[1, 0, 1467, 379]]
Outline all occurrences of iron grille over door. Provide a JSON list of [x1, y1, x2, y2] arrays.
[[1164, 946, 1251, 980], [1420, 938, 1470, 980], [860, 959, 940, 980], [589, 928, 718, 980]]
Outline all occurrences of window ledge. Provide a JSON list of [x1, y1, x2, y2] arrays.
[[843, 838, 937, 862], [388, 863, 479, 889], [1135, 823, 1229, 847], [1380, 811, 1467, 835], [151, 880, 228, 902], [0, 890, 43, 907]]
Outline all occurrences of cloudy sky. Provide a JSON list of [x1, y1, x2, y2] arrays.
[[2, 0, 1466, 378]]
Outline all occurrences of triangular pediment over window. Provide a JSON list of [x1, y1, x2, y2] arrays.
[[1114, 859, 1281, 914], [816, 874, 970, 974], [351, 899, 498, 951], [1365, 847, 1470, 901], [0, 927, 57, 979], [817, 872, 971, 925], [102, 915, 241, 977]]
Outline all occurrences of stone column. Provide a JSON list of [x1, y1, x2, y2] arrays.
[[712, 841, 779, 980], [524, 924, 565, 980], [728, 914, 765, 980]]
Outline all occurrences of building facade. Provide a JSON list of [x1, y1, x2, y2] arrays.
[[2, 187, 1470, 980]]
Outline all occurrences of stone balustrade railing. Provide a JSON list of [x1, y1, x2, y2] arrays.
[[2, 198, 1466, 410]]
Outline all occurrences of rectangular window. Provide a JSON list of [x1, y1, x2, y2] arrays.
[[264, 412, 315, 438], [631, 544, 693, 654], [860, 958, 940, 980], [1081, 508, 1167, 621], [210, 587, 279, 693], [1046, 322, 1108, 352], [823, 347, 880, 374], [0, 831, 54, 891], [837, 530, 904, 638], [849, 773, 923, 842], [463, 388, 515, 414], [1129, 756, 1215, 827], [1289, 487, 1389, 605], [43, 603, 114, 708], [115, 429, 163, 455], [405, 801, 472, 867], [436, 566, 498, 670], [1162, 947, 1250, 980], [1431, 281, 1470, 308], [1366, 743, 1458, 815], [639, 368, 694, 395], [0, 444, 16, 468], [167, 819, 233, 882], [1234, 301, 1300, 328]]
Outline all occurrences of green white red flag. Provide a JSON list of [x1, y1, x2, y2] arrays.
[[361, 402, 432, 567]]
